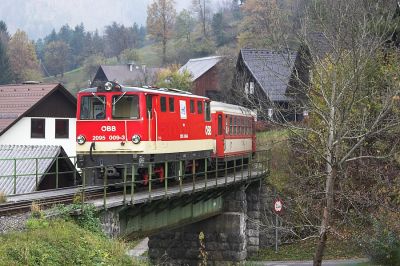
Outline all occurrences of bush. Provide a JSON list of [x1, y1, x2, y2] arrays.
[[362, 220, 400, 265], [56, 203, 103, 236], [0, 219, 135, 265]]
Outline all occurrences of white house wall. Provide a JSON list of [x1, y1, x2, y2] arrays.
[[0, 117, 76, 157]]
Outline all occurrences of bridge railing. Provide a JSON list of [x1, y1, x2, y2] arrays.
[[78, 149, 270, 209], [0, 150, 269, 207], [0, 156, 79, 195]]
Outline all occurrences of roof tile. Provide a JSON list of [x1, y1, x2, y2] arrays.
[[240, 49, 297, 102]]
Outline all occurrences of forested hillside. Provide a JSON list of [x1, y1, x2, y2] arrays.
[[0, 0, 309, 90]]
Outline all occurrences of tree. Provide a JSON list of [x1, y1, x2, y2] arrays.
[[155, 65, 192, 91], [211, 12, 228, 46], [0, 41, 12, 84], [238, 0, 292, 48], [147, 0, 176, 65], [119, 48, 139, 64], [0, 20, 10, 46], [0, 20, 12, 84], [44, 41, 70, 78], [300, 2, 400, 264], [235, 1, 400, 265], [175, 9, 195, 45], [191, 0, 212, 39], [104, 22, 136, 58], [8, 30, 41, 82], [83, 54, 107, 81]]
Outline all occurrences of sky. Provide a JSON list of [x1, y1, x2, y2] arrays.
[[0, 0, 195, 40]]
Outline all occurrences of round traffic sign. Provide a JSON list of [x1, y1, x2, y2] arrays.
[[274, 199, 283, 212]]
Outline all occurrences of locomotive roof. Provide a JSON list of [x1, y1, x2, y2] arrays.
[[78, 86, 209, 100], [211, 101, 256, 117]]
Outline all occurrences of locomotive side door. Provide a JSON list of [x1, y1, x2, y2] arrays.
[[215, 112, 224, 157], [146, 94, 157, 145]]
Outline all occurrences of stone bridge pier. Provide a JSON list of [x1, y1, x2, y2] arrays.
[[148, 181, 262, 265]]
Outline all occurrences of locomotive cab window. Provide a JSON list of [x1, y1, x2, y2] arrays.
[[112, 94, 139, 119], [169, 97, 175, 112], [197, 101, 203, 114], [190, 99, 195, 113], [205, 101, 211, 121], [160, 96, 167, 112], [146, 95, 153, 118], [80, 95, 106, 120]]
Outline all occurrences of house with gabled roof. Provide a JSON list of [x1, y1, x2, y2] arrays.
[[235, 48, 310, 121], [0, 83, 77, 157], [92, 64, 161, 87], [179, 56, 223, 100]]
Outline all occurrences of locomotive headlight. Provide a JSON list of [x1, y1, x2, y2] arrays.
[[104, 81, 113, 91], [131, 134, 141, 144], [77, 135, 86, 145]]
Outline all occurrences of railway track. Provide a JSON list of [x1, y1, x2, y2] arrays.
[[0, 189, 122, 216]]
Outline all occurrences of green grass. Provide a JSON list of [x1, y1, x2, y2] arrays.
[[136, 44, 162, 66], [41, 67, 88, 95], [0, 219, 145, 266], [250, 237, 365, 262], [257, 129, 291, 191]]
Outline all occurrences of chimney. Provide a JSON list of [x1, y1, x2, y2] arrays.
[[128, 61, 136, 72]]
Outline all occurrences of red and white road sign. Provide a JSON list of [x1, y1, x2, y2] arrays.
[[274, 199, 283, 213]]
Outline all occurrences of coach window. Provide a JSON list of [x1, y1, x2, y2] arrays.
[[238, 117, 242, 135], [234, 116, 237, 135], [190, 99, 195, 113], [80, 95, 105, 120], [197, 101, 203, 114], [229, 116, 233, 135], [160, 96, 167, 112], [31, 118, 45, 138], [205, 101, 211, 121], [55, 119, 69, 138], [225, 115, 229, 135], [112, 95, 139, 119], [146, 95, 153, 118], [169, 97, 175, 112]]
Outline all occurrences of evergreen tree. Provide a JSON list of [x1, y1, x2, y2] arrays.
[[0, 41, 12, 84]]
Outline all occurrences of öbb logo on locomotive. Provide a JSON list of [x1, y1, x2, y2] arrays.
[[75, 81, 256, 186], [101, 125, 117, 132]]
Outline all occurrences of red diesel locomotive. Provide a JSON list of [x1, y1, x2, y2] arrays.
[[76, 82, 255, 185]]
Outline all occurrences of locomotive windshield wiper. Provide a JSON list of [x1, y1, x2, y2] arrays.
[[91, 92, 105, 105], [112, 92, 127, 106]]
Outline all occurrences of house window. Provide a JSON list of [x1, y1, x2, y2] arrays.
[[55, 119, 69, 138], [31, 118, 45, 138], [160, 97, 167, 112], [249, 82, 254, 94], [268, 108, 273, 118]]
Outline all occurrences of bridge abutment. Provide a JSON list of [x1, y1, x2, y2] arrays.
[[148, 181, 262, 265]]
